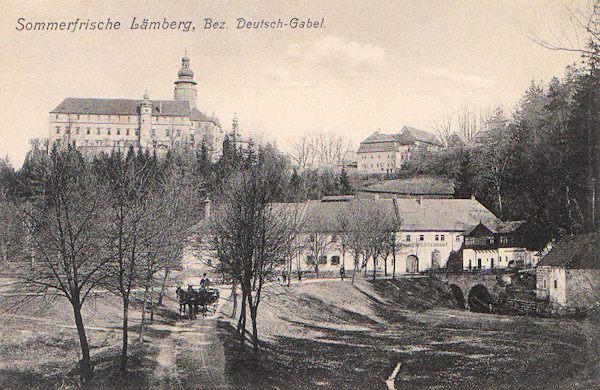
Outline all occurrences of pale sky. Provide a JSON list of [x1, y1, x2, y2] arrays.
[[0, 0, 586, 166]]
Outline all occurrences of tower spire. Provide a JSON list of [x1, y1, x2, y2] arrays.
[[174, 53, 197, 109]]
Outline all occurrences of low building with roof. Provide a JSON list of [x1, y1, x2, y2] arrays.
[[356, 176, 454, 199], [186, 196, 514, 276], [49, 55, 224, 160], [357, 126, 443, 174], [536, 233, 600, 310]]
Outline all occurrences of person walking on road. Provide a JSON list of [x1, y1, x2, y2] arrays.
[[340, 266, 345, 281]]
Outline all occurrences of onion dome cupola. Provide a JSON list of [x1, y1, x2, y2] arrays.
[[174, 53, 198, 109]]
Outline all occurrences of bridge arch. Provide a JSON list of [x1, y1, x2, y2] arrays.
[[468, 284, 492, 313], [449, 284, 465, 309]]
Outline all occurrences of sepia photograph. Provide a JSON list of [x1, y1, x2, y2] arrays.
[[0, 0, 599, 388]]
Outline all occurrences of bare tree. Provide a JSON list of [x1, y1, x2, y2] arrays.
[[432, 112, 454, 148], [340, 200, 401, 280], [1, 148, 110, 382], [291, 135, 316, 170], [207, 164, 297, 356], [524, 1, 600, 57]]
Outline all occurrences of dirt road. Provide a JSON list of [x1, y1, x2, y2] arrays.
[[149, 315, 229, 389], [148, 286, 230, 389]]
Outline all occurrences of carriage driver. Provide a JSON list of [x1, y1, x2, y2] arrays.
[[201, 273, 210, 290]]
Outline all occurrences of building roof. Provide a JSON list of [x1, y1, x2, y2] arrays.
[[267, 198, 501, 233], [393, 198, 501, 232], [464, 220, 526, 235], [401, 126, 443, 146], [51, 98, 190, 116], [447, 132, 468, 147], [357, 131, 411, 153], [190, 108, 221, 126], [357, 141, 399, 153], [537, 233, 600, 269], [360, 176, 454, 196], [357, 127, 442, 154]]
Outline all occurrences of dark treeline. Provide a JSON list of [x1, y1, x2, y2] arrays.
[[405, 59, 599, 250]]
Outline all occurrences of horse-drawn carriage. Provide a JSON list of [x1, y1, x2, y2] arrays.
[[176, 286, 220, 319]]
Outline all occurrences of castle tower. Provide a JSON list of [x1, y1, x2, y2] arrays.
[[174, 54, 197, 109], [139, 92, 153, 149], [231, 114, 239, 141]]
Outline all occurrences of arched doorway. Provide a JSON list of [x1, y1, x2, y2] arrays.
[[449, 284, 465, 309], [406, 255, 419, 273], [467, 284, 492, 313], [431, 250, 441, 269]]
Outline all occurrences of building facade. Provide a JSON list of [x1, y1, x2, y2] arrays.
[[357, 126, 443, 174], [461, 221, 531, 271], [49, 55, 224, 160]]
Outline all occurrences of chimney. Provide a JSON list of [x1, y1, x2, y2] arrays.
[[204, 197, 211, 219], [471, 194, 476, 201]]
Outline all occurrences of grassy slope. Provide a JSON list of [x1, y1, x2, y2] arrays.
[[221, 277, 598, 389]]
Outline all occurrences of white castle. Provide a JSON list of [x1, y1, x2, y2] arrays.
[[48, 55, 225, 160]]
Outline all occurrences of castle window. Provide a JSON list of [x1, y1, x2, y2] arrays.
[[319, 256, 327, 265], [441, 235, 445, 241], [75, 127, 80, 135], [419, 235, 424, 241], [76, 114, 80, 120], [435, 235, 439, 241], [107, 128, 111, 135], [135, 128, 139, 136], [331, 256, 340, 265], [116, 128, 120, 135], [406, 235, 411, 242], [55, 126, 60, 134], [97, 128, 101, 135], [190, 135, 195, 143], [86, 127, 91, 135], [126, 128, 130, 135], [55, 114, 59, 119]]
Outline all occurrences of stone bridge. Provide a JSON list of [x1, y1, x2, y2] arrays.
[[432, 272, 511, 311]]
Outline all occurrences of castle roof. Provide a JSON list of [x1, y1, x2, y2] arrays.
[[51, 98, 190, 116]]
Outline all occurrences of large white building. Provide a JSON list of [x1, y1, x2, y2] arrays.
[[186, 197, 516, 276], [49, 55, 224, 160]]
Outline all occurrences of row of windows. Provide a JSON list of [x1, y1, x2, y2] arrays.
[[306, 255, 341, 265], [68, 140, 140, 148], [541, 280, 558, 289], [360, 154, 396, 160], [55, 126, 189, 139], [406, 234, 451, 242], [56, 126, 140, 136], [54, 114, 187, 123]]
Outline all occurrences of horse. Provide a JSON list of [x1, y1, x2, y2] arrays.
[[176, 286, 188, 317]]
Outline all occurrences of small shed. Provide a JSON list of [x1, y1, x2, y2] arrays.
[[536, 233, 600, 310]]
